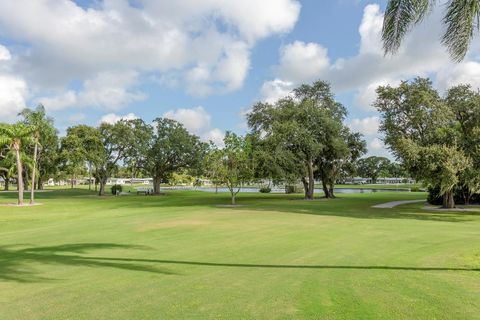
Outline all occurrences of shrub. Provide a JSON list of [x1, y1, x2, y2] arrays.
[[427, 186, 480, 205], [111, 184, 123, 195], [410, 186, 422, 192], [259, 187, 271, 193], [285, 185, 295, 194]]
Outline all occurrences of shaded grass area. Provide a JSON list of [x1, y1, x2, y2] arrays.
[[0, 188, 479, 319]]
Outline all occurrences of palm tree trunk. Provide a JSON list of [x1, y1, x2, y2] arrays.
[[15, 147, 24, 205], [30, 138, 38, 204]]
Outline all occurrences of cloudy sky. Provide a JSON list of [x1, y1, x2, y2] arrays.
[[1, 0, 480, 156]]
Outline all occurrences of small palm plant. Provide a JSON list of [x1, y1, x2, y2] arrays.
[[0, 123, 34, 205]]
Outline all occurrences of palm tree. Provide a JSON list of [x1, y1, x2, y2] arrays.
[[19, 105, 53, 204], [0, 124, 34, 205], [382, 0, 480, 61]]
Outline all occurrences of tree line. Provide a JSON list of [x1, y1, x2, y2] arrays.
[[2, 78, 479, 208]]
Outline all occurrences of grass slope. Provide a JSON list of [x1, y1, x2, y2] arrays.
[[0, 189, 479, 319]]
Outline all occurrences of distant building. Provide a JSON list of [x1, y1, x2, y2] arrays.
[[341, 177, 369, 184], [340, 177, 415, 184], [376, 177, 415, 184]]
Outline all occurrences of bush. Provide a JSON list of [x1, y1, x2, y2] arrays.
[[410, 186, 422, 192], [427, 186, 480, 205], [111, 184, 123, 195], [259, 187, 271, 193], [285, 185, 295, 194]]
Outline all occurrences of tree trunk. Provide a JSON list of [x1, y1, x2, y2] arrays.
[[301, 177, 309, 199], [30, 139, 38, 204], [328, 182, 336, 199], [37, 176, 44, 190], [215, 184, 218, 194], [98, 177, 107, 196], [15, 147, 24, 205], [4, 176, 9, 191], [153, 176, 161, 194], [442, 190, 455, 209], [321, 179, 331, 198], [71, 174, 74, 189], [231, 191, 236, 205], [88, 162, 92, 191], [306, 159, 314, 200], [465, 193, 472, 206]]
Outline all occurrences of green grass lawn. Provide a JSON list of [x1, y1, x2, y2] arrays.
[[0, 189, 479, 319]]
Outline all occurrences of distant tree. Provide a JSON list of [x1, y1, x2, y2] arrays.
[[69, 125, 103, 190], [144, 118, 206, 194], [208, 132, 255, 205], [356, 156, 392, 184], [204, 143, 225, 194], [0, 123, 34, 205], [248, 80, 351, 199], [375, 78, 469, 208], [96, 121, 136, 196], [382, 0, 480, 61], [122, 119, 154, 186], [60, 128, 88, 189], [316, 129, 366, 198], [385, 162, 407, 178]]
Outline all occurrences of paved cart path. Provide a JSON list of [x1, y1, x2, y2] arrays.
[[372, 200, 425, 208]]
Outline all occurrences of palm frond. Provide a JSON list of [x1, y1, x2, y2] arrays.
[[382, 0, 435, 54], [442, 0, 480, 61]]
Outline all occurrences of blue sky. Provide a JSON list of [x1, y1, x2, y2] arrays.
[[1, 0, 479, 157]]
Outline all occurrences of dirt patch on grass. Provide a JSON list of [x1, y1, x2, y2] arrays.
[[215, 204, 247, 208], [138, 219, 208, 231], [0, 202, 44, 207]]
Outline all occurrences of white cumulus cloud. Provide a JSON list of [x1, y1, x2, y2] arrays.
[[0, 45, 11, 61], [163, 106, 211, 134], [100, 112, 138, 124], [163, 106, 224, 146], [0, 0, 301, 112], [0, 75, 28, 121], [260, 78, 295, 103], [347, 116, 380, 136]]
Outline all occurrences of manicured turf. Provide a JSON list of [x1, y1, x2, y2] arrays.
[[0, 189, 479, 319]]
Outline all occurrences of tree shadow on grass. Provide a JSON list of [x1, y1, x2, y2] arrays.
[[80, 256, 480, 272], [0, 243, 177, 283], [102, 193, 477, 222], [7, 189, 476, 223]]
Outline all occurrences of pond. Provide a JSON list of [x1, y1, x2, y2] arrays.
[[165, 187, 410, 193]]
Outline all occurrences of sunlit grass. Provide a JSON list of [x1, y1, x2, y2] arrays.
[[0, 189, 478, 319]]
